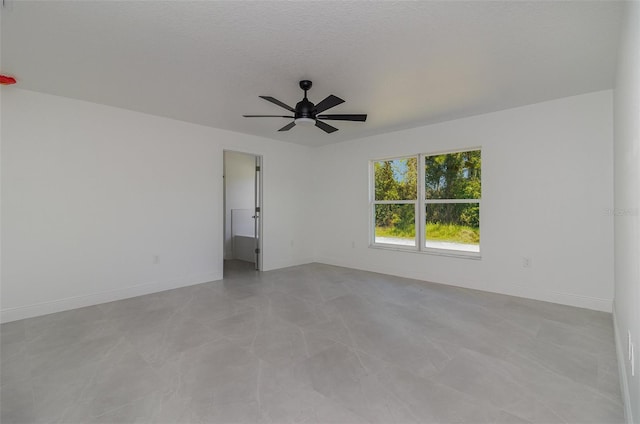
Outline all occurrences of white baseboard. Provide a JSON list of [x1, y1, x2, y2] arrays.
[[314, 256, 613, 312], [613, 306, 634, 424], [0, 271, 222, 323], [1, 256, 613, 320], [262, 257, 314, 272], [1, 256, 315, 323], [537, 290, 613, 313]]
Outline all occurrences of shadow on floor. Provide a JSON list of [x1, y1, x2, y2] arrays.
[[223, 259, 257, 278]]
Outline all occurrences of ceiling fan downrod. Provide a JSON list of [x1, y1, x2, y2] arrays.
[[295, 80, 315, 123]]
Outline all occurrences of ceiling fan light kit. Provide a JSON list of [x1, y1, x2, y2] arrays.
[[294, 117, 315, 126], [243, 80, 367, 134]]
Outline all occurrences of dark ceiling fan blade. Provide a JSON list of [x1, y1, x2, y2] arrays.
[[278, 121, 296, 132], [317, 114, 367, 122], [314, 95, 345, 114], [315, 120, 339, 134], [259, 96, 296, 113], [243, 115, 294, 118]]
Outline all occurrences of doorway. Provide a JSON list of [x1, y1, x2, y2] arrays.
[[223, 151, 262, 272]]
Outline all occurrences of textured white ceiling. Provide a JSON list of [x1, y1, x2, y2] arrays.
[[1, 1, 623, 146]]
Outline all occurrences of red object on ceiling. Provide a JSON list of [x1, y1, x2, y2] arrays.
[[0, 75, 17, 85]]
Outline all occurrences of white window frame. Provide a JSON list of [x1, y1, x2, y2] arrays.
[[369, 148, 481, 259], [369, 155, 420, 250]]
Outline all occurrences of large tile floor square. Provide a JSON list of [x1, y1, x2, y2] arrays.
[[0, 261, 624, 423]]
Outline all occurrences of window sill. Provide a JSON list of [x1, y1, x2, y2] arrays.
[[369, 243, 482, 260]]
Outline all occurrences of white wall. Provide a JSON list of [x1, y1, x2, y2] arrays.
[[1, 88, 313, 322], [224, 151, 256, 260], [313, 90, 614, 312], [613, 1, 640, 422], [0, 88, 618, 323]]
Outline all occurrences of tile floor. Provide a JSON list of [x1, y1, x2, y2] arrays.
[[0, 261, 624, 423]]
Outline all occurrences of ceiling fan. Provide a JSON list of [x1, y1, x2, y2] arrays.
[[243, 80, 367, 134]]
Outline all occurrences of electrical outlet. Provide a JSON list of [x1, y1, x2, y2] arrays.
[[522, 257, 531, 268]]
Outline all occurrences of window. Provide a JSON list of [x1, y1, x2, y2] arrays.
[[372, 157, 418, 247], [371, 149, 481, 256]]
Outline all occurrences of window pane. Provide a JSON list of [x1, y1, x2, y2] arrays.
[[374, 157, 417, 200], [425, 150, 481, 200], [425, 203, 479, 252], [374, 204, 416, 246]]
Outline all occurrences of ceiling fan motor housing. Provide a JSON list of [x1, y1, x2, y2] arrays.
[[295, 98, 315, 120]]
